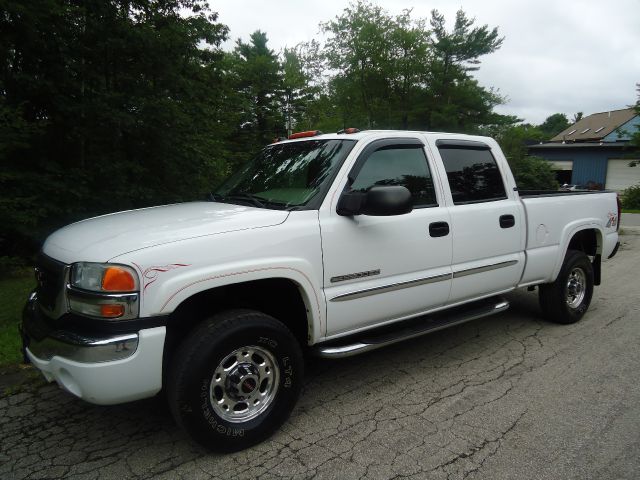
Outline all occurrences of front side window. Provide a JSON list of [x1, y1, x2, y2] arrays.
[[214, 139, 355, 209], [438, 147, 507, 204], [350, 145, 437, 207]]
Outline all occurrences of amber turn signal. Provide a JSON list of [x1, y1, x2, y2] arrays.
[[100, 304, 125, 318], [102, 267, 136, 291]]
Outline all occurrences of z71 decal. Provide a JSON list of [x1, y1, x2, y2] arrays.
[[606, 212, 618, 228]]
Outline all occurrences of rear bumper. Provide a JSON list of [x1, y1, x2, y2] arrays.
[[608, 241, 620, 259], [22, 292, 166, 405]]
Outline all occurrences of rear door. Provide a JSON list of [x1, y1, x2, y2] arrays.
[[431, 139, 525, 303], [320, 137, 452, 337]]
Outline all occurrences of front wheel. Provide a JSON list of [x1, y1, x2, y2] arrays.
[[167, 309, 303, 451], [539, 249, 594, 324]]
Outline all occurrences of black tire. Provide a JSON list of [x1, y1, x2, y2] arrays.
[[167, 309, 303, 452], [539, 249, 594, 324]]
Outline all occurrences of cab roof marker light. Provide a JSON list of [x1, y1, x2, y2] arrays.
[[288, 130, 323, 140], [337, 128, 361, 134]]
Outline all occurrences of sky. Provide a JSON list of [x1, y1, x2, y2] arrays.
[[211, 0, 640, 125]]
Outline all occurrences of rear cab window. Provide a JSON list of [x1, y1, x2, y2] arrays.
[[436, 141, 507, 205]]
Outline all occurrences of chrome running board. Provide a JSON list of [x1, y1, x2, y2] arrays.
[[313, 297, 509, 359]]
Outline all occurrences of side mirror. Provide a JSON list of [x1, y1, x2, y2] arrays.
[[337, 186, 413, 216]]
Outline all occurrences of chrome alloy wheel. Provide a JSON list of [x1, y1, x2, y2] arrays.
[[566, 267, 586, 309], [209, 346, 280, 423]]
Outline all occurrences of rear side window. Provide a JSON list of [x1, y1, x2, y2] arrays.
[[438, 147, 507, 204], [350, 145, 437, 207]]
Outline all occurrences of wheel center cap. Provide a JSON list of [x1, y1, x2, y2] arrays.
[[226, 363, 260, 400], [241, 377, 257, 394]]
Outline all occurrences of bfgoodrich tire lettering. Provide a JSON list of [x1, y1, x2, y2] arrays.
[[167, 309, 303, 452], [539, 249, 594, 324]]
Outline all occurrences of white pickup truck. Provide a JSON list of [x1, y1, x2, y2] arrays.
[[22, 129, 620, 451]]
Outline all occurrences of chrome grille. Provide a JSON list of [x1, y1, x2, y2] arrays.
[[34, 254, 69, 318]]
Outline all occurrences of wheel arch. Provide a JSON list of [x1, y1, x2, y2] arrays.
[[552, 226, 603, 285], [160, 275, 321, 373]]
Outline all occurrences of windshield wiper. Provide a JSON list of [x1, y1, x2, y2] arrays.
[[217, 193, 267, 208], [208, 192, 224, 201], [209, 192, 292, 210]]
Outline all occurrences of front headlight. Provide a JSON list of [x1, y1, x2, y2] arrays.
[[71, 263, 138, 292], [68, 263, 140, 319]]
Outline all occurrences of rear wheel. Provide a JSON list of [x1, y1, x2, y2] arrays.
[[167, 309, 303, 451], [539, 249, 594, 324]]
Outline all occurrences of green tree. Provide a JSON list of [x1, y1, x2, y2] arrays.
[[321, 2, 508, 133], [627, 83, 640, 168], [231, 31, 284, 148], [423, 9, 504, 131], [281, 41, 326, 135], [387, 9, 430, 128], [0, 0, 230, 263], [538, 113, 570, 139], [630, 84, 640, 148], [496, 124, 558, 190], [322, 1, 395, 128]]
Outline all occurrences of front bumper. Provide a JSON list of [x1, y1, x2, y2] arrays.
[[22, 292, 166, 405]]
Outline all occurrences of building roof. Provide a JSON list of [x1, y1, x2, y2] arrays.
[[551, 108, 637, 142]]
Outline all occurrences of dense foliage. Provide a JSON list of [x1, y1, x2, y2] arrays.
[[0, 0, 564, 266], [622, 184, 640, 210], [1, 0, 232, 265]]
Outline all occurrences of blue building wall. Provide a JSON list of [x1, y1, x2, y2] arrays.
[[530, 148, 615, 186], [603, 116, 640, 142]]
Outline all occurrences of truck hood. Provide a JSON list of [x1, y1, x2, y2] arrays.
[[43, 202, 289, 264]]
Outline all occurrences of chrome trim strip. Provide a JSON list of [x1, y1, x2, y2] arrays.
[[66, 286, 140, 320], [67, 286, 139, 301], [331, 269, 381, 283], [452, 260, 518, 278], [330, 272, 452, 302], [27, 331, 139, 363]]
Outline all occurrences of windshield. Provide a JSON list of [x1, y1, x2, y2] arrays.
[[213, 139, 356, 209]]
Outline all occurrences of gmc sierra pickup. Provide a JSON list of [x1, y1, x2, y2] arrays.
[[21, 129, 620, 451]]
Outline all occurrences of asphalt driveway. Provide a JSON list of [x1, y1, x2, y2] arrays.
[[1, 233, 639, 480], [621, 212, 640, 227]]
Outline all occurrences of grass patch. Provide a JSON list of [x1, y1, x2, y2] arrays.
[[0, 274, 34, 366], [622, 209, 640, 214]]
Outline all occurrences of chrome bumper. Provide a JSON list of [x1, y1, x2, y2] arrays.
[[27, 330, 138, 363], [22, 291, 138, 364]]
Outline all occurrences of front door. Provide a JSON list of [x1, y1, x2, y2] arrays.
[[320, 138, 453, 338]]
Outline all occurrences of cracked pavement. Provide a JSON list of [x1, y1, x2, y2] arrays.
[[2, 234, 639, 480]]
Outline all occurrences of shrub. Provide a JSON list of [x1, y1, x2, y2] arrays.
[[622, 184, 640, 209], [512, 155, 560, 190]]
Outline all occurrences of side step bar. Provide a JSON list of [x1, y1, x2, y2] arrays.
[[313, 297, 509, 358]]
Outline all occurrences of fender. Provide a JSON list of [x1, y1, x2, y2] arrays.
[[551, 220, 604, 282], [108, 210, 327, 345], [133, 258, 325, 345], [162, 259, 324, 343]]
